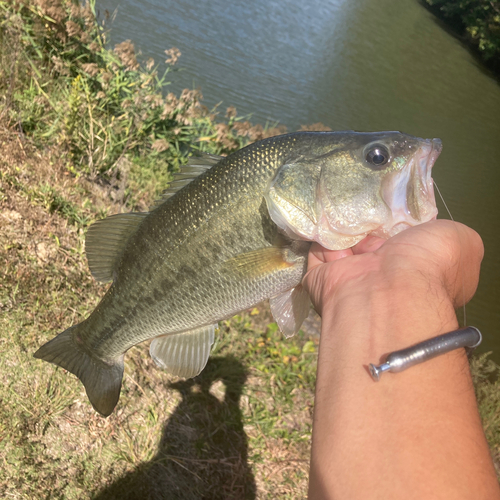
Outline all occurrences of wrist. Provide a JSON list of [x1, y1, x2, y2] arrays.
[[320, 263, 459, 358]]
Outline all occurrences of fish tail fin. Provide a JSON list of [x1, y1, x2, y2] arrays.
[[34, 325, 124, 417]]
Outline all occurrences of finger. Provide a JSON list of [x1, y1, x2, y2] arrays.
[[308, 242, 353, 272], [351, 235, 386, 254]]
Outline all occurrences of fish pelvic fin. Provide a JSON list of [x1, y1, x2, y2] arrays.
[[34, 325, 124, 417]]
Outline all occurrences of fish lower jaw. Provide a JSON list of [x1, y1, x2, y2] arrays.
[[286, 209, 438, 250], [310, 223, 367, 250], [276, 220, 368, 251], [371, 222, 411, 239], [372, 207, 439, 239], [314, 213, 390, 250]]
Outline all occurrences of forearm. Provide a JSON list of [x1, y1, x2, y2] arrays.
[[308, 268, 499, 499]]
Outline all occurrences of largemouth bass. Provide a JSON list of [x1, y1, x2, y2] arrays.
[[35, 131, 441, 416]]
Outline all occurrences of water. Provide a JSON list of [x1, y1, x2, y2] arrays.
[[97, 0, 500, 360]]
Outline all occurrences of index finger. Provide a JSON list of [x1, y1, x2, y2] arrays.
[[351, 235, 386, 254], [307, 242, 353, 272]]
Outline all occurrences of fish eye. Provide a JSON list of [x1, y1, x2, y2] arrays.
[[365, 145, 390, 168]]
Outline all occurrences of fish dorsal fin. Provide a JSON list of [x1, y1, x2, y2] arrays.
[[269, 284, 311, 338], [85, 212, 148, 283], [150, 324, 216, 378], [187, 152, 224, 167], [150, 153, 224, 210]]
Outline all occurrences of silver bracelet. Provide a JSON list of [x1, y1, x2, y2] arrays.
[[369, 326, 482, 381]]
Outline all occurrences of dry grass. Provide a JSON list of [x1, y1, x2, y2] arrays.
[[1, 115, 499, 500]]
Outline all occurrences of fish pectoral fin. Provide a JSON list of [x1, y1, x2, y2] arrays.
[[222, 247, 296, 279], [85, 212, 148, 283], [149, 324, 217, 378], [270, 284, 311, 338]]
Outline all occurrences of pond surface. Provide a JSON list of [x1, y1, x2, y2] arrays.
[[98, 0, 500, 360]]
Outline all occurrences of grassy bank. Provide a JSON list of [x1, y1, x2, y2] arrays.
[[424, 0, 500, 76], [0, 129, 316, 498], [0, 1, 499, 498], [0, 1, 314, 498]]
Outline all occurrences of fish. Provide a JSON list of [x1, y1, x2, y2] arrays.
[[34, 131, 441, 416]]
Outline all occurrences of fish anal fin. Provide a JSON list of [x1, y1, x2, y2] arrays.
[[270, 284, 311, 338], [150, 324, 216, 378], [85, 213, 148, 283], [34, 325, 124, 417]]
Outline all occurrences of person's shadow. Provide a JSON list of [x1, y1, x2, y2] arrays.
[[93, 355, 256, 500]]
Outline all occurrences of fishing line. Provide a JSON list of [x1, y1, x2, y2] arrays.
[[434, 180, 467, 326], [367, 178, 483, 382]]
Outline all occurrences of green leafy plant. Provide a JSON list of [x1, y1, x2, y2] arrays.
[[425, 0, 500, 71], [0, 0, 287, 209]]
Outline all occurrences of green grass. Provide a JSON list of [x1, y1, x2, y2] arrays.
[[1, 128, 498, 498], [0, 0, 288, 211], [0, 129, 316, 498]]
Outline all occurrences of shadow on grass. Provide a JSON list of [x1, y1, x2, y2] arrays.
[[94, 355, 256, 500]]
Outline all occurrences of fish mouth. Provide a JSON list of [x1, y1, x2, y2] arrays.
[[411, 137, 441, 219], [377, 138, 441, 237]]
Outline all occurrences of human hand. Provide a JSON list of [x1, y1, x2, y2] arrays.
[[305, 222, 498, 500], [303, 219, 484, 317]]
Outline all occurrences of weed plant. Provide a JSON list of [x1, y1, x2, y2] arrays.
[[425, 0, 500, 75], [0, 0, 287, 207]]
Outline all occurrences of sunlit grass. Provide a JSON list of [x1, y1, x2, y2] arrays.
[[1, 136, 498, 498], [0, 126, 316, 498]]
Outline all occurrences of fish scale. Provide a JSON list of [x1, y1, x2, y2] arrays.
[[34, 131, 441, 416], [84, 136, 301, 356]]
